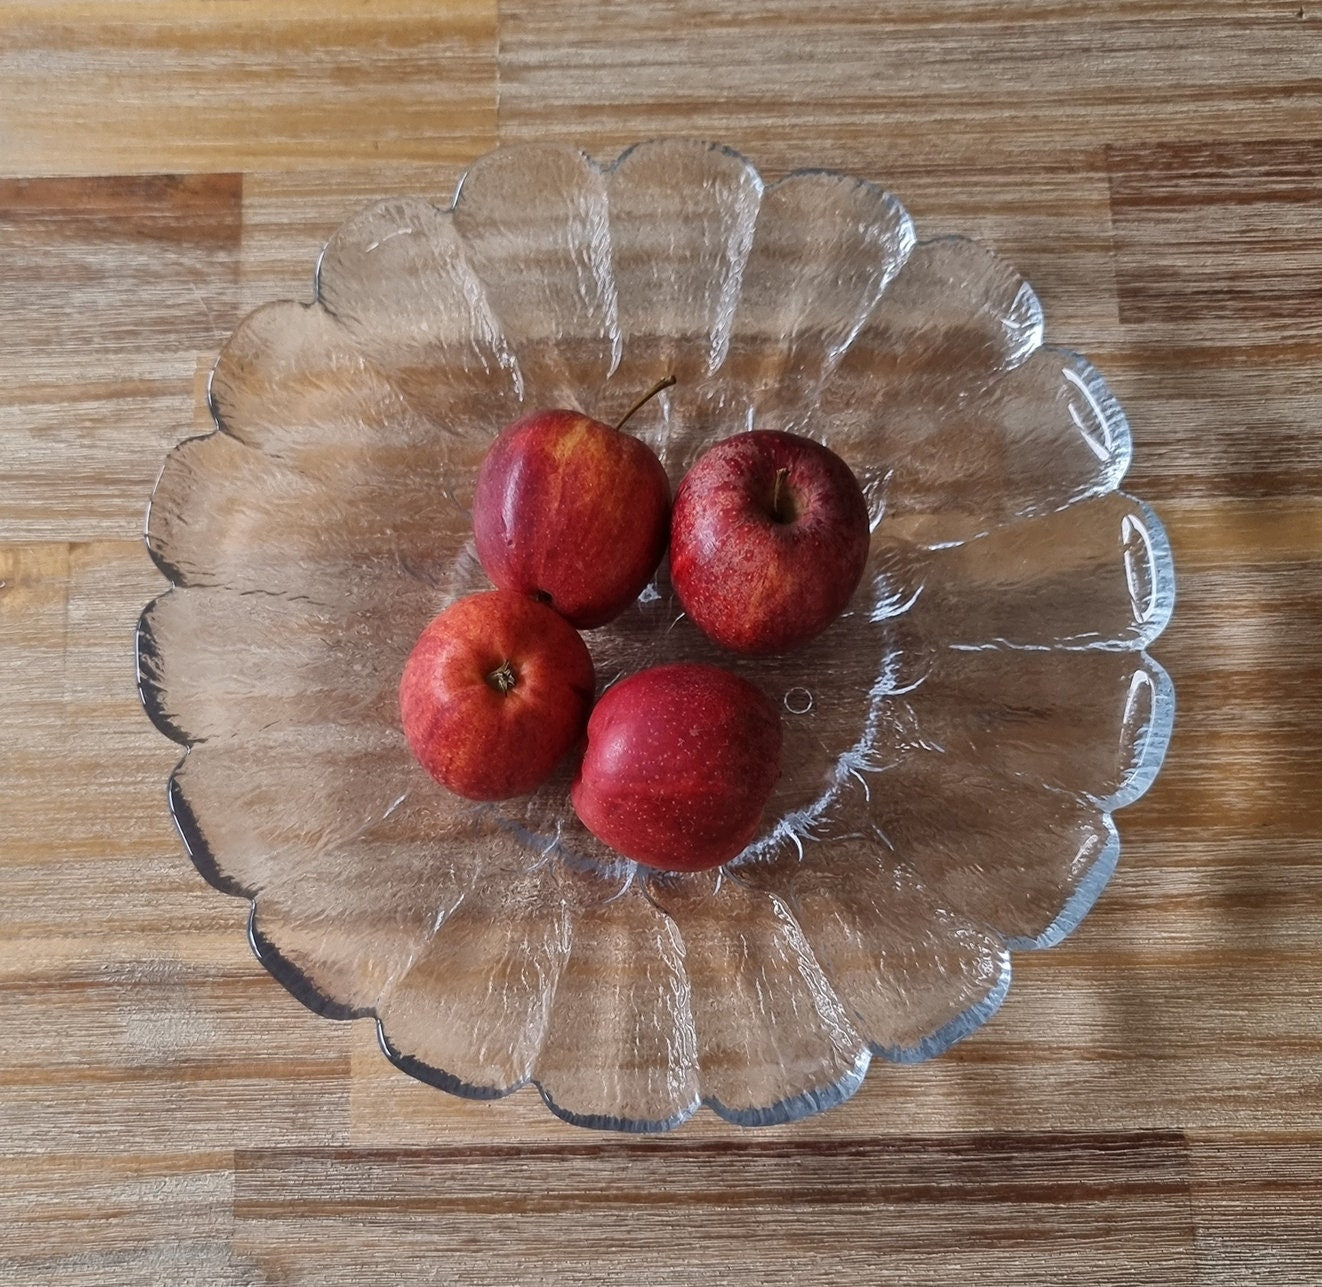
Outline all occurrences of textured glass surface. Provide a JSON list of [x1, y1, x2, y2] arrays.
[[137, 141, 1175, 1132]]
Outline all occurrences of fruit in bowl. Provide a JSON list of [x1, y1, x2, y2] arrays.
[[399, 590, 595, 801], [571, 663, 783, 872], [670, 430, 871, 654], [140, 140, 1177, 1133], [472, 378, 675, 629]]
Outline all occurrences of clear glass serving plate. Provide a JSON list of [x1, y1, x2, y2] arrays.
[[136, 140, 1174, 1131]]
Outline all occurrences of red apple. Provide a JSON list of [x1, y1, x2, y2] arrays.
[[669, 430, 871, 654], [399, 590, 594, 801], [571, 663, 782, 872], [472, 379, 675, 629]]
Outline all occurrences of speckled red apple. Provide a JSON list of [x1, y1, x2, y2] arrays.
[[399, 590, 594, 801], [670, 430, 871, 654], [472, 380, 674, 629], [571, 663, 782, 872]]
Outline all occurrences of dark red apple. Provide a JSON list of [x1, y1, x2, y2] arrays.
[[571, 663, 782, 872], [472, 379, 675, 629], [669, 430, 871, 654], [399, 590, 594, 801]]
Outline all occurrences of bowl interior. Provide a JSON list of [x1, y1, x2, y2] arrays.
[[137, 140, 1174, 1131]]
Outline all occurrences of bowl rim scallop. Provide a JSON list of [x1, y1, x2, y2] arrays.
[[135, 138, 1177, 1132]]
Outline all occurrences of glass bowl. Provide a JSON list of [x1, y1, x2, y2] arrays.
[[136, 140, 1175, 1131]]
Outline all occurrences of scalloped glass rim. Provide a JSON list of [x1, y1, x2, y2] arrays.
[[135, 138, 1176, 1132]]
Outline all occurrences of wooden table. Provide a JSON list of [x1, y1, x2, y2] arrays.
[[2, 3, 1320, 1283]]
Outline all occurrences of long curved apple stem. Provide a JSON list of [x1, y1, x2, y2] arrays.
[[614, 374, 677, 433], [771, 467, 792, 523]]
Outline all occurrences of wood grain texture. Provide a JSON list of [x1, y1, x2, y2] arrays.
[[1188, 1135, 1322, 1285], [227, 1135, 1198, 1286], [1108, 138, 1322, 327], [499, 1, 1322, 169], [2, 1, 1321, 1283], [0, 2, 497, 175], [0, 175, 245, 539]]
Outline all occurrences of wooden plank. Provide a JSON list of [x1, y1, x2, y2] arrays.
[[0, 175, 244, 540], [231, 1134, 1196, 1286], [1108, 138, 1322, 327], [0, 2, 497, 176], [1189, 1135, 1322, 1285], [498, 4, 1322, 169], [0, 1152, 256, 1287], [1102, 341, 1322, 502]]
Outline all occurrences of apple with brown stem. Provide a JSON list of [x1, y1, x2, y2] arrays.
[[399, 590, 595, 801], [473, 377, 675, 629], [670, 429, 871, 654]]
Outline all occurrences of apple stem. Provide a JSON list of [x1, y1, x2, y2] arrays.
[[486, 661, 517, 695], [614, 374, 677, 433], [771, 467, 791, 523]]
